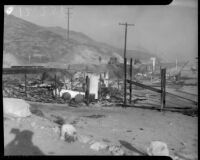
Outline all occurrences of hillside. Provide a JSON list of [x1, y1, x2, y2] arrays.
[[3, 14, 156, 67]]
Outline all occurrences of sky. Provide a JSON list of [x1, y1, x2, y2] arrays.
[[5, 1, 198, 62]]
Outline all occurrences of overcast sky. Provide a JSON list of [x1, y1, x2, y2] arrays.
[[5, 1, 198, 62]]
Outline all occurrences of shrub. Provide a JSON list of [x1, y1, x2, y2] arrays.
[[62, 92, 71, 101], [75, 94, 84, 103]]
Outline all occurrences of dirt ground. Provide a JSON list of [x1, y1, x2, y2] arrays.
[[4, 101, 198, 158]]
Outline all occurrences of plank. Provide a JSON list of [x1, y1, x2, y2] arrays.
[[127, 80, 162, 93]]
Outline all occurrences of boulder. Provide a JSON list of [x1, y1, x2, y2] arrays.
[[90, 141, 108, 151], [60, 124, 77, 142], [3, 98, 31, 118], [147, 141, 169, 156]]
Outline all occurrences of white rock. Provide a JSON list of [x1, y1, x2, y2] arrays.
[[3, 98, 31, 118], [90, 141, 108, 151], [147, 141, 169, 156], [60, 124, 77, 142], [108, 145, 125, 155]]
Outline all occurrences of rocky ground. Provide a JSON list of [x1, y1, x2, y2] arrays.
[[4, 101, 198, 158]]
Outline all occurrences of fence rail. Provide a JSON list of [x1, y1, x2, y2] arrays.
[[127, 80, 161, 93]]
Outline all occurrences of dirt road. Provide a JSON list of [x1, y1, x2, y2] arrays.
[[4, 101, 198, 158]]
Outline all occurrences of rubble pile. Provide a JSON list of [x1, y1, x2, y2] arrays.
[[3, 82, 27, 99], [3, 78, 66, 104], [3, 74, 127, 106]]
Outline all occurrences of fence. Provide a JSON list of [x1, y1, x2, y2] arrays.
[[124, 58, 197, 112]]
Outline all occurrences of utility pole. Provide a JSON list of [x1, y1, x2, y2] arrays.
[[64, 7, 73, 41], [119, 22, 134, 106]]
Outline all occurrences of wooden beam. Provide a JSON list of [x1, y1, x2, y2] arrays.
[[3, 68, 72, 75], [127, 79, 162, 93], [3, 67, 105, 75], [161, 68, 166, 111]]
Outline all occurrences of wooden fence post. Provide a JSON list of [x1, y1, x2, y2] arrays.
[[71, 77, 73, 90], [117, 78, 119, 90], [85, 76, 90, 106], [129, 58, 133, 104], [24, 72, 27, 97], [98, 81, 101, 100], [124, 58, 126, 106], [161, 68, 166, 111]]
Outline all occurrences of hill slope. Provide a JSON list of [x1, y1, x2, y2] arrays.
[[3, 14, 156, 67]]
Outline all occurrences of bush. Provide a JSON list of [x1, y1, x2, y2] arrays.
[[62, 92, 71, 101], [75, 94, 84, 103]]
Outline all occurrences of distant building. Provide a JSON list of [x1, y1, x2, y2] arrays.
[[108, 57, 119, 65], [150, 57, 156, 72]]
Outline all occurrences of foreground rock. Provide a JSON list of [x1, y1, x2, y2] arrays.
[[3, 98, 31, 118], [60, 124, 77, 142], [90, 141, 108, 151], [108, 145, 125, 155], [147, 141, 169, 156]]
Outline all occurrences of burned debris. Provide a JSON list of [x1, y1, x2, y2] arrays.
[[2, 60, 197, 118]]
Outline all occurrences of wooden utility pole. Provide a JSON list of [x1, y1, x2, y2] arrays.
[[124, 58, 127, 106], [65, 7, 73, 41], [129, 58, 133, 104], [119, 22, 134, 106]]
